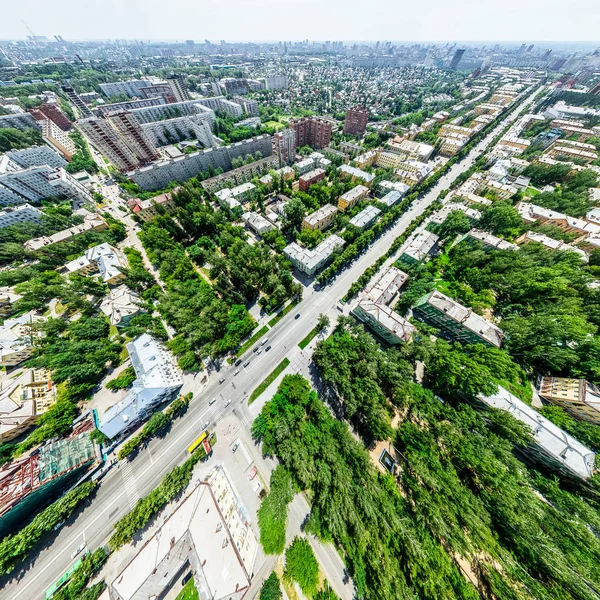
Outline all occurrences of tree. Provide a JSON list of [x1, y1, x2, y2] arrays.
[[478, 202, 522, 236], [284, 537, 319, 598], [282, 198, 305, 235], [435, 209, 471, 240], [260, 572, 282, 600], [317, 313, 330, 331]]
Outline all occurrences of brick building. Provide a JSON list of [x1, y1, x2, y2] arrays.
[[289, 117, 332, 149], [343, 106, 369, 136]]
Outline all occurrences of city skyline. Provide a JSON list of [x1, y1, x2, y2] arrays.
[[2, 0, 600, 43]]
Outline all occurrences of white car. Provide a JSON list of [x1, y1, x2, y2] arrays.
[[70, 543, 85, 560], [201, 421, 209, 431], [224, 399, 232, 408]]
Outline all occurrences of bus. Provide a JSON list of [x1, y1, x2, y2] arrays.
[[188, 431, 208, 454], [45, 551, 89, 599]]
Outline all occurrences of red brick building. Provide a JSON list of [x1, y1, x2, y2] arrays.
[[28, 104, 72, 131], [343, 106, 369, 136], [289, 117, 332, 150], [299, 168, 326, 191]]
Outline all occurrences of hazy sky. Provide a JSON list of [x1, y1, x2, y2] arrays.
[[2, 0, 600, 43]]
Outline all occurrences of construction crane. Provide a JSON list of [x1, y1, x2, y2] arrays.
[[21, 20, 38, 45]]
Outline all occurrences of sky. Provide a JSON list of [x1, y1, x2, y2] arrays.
[[1, 0, 600, 43]]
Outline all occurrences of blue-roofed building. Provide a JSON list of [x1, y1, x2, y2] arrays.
[[99, 334, 183, 439]]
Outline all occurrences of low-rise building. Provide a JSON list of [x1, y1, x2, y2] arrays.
[[294, 157, 317, 175], [0, 204, 43, 229], [516, 202, 600, 237], [375, 151, 410, 170], [430, 203, 482, 225], [99, 334, 183, 439], [24, 212, 106, 251], [338, 165, 375, 186], [477, 386, 595, 480], [439, 133, 469, 156], [464, 229, 518, 251], [302, 204, 337, 231], [128, 190, 177, 222], [0, 368, 56, 442], [547, 139, 598, 164], [385, 138, 434, 162], [65, 242, 128, 285], [298, 168, 326, 191], [377, 180, 410, 198], [355, 150, 379, 169], [516, 231, 588, 262], [242, 211, 274, 236], [399, 230, 439, 264], [352, 267, 415, 345], [283, 235, 345, 276], [338, 184, 369, 212], [538, 377, 600, 425], [413, 290, 504, 348], [107, 465, 257, 600], [379, 190, 403, 207], [349, 205, 381, 229], [0, 311, 44, 366], [100, 286, 144, 327]]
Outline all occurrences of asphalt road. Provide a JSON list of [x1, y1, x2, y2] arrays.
[[0, 85, 543, 600]]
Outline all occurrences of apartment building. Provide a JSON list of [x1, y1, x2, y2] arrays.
[[538, 377, 600, 425], [352, 267, 415, 345], [289, 117, 332, 149], [24, 212, 107, 251], [232, 96, 259, 116], [338, 164, 375, 186], [1, 146, 66, 171], [166, 74, 190, 102], [464, 229, 518, 251], [0, 311, 44, 366], [263, 75, 288, 90], [413, 290, 504, 348], [355, 150, 378, 169], [516, 231, 588, 262], [40, 118, 78, 160], [0, 165, 93, 207], [0, 113, 40, 132], [343, 106, 369, 136], [99, 334, 183, 439], [201, 154, 278, 193], [294, 157, 318, 176], [547, 139, 598, 164], [0, 368, 56, 442], [129, 135, 273, 191], [474, 103, 503, 116], [299, 168, 326, 191], [65, 243, 128, 285], [399, 230, 439, 264], [93, 96, 166, 117], [140, 113, 215, 148], [77, 116, 143, 172], [516, 202, 600, 237], [430, 203, 481, 225], [338, 184, 369, 212], [302, 204, 338, 231], [440, 123, 473, 138], [284, 235, 345, 276], [375, 151, 407, 170], [477, 386, 595, 481], [439, 133, 469, 157], [221, 78, 249, 96], [99, 79, 152, 99], [377, 180, 410, 198], [61, 83, 92, 118], [273, 129, 296, 166], [107, 111, 159, 165], [242, 211, 274, 236], [215, 182, 255, 209], [349, 205, 381, 229], [100, 285, 144, 328], [386, 138, 435, 162], [0, 204, 43, 229], [28, 103, 71, 131]]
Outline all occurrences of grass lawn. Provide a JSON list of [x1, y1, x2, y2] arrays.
[[231, 325, 269, 361], [264, 120, 285, 131], [268, 297, 301, 328], [249, 358, 290, 404], [526, 186, 541, 196], [175, 578, 199, 600], [298, 326, 320, 350]]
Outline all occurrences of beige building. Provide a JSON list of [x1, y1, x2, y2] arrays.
[[0, 312, 44, 367], [41, 119, 78, 160], [65, 242, 128, 285], [547, 139, 598, 164], [538, 377, 600, 425], [302, 203, 338, 231], [0, 368, 56, 442], [439, 133, 469, 156], [338, 185, 369, 212], [355, 150, 379, 169]]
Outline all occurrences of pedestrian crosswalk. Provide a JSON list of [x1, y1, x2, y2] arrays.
[[120, 460, 140, 508]]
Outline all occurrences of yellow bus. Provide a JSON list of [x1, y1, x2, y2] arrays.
[[188, 431, 208, 454]]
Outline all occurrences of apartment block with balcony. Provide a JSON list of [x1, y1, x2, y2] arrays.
[[283, 235, 345, 276], [538, 377, 600, 425], [299, 168, 326, 191]]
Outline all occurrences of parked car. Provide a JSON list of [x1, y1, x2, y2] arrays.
[[224, 399, 231, 408], [234, 359, 242, 366], [232, 443, 239, 453], [253, 346, 259, 353], [209, 398, 217, 406], [71, 543, 86, 560], [201, 421, 209, 431], [234, 369, 240, 376], [243, 360, 250, 367], [248, 466, 258, 480], [219, 377, 225, 384]]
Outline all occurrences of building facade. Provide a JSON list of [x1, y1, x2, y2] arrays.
[[289, 117, 332, 149], [343, 106, 369, 136]]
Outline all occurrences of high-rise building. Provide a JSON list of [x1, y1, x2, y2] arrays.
[[77, 117, 142, 172], [107, 111, 159, 165], [263, 75, 288, 90], [231, 96, 259, 116], [449, 48, 466, 70], [221, 78, 249, 96], [343, 106, 369, 136], [40, 119, 78, 160], [99, 79, 152, 99], [28, 104, 72, 131], [273, 129, 296, 166], [166, 74, 190, 103], [289, 117, 332, 150], [61, 83, 92, 118]]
